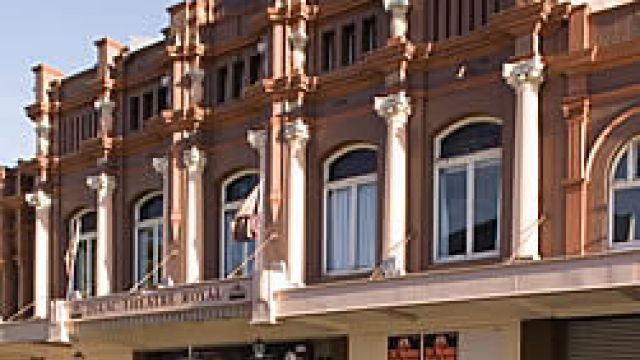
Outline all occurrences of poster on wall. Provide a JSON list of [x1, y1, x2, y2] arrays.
[[423, 333, 457, 360], [388, 334, 421, 360], [388, 333, 458, 360]]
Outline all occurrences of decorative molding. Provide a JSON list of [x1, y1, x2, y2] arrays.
[[25, 190, 51, 210], [283, 119, 309, 150], [183, 146, 207, 174], [152, 157, 169, 176], [384, 0, 410, 40], [502, 56, 545, 89], [374, 92, 411, 127], [86, 173, 117, 196], [247, 129, 267, 152]]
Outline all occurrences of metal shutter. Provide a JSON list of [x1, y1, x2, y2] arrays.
[[568, 317, 640, 360]]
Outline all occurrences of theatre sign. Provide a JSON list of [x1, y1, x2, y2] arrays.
[[64, 278, 252, 324]]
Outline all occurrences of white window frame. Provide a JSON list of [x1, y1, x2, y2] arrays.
[[433, 117, 503, 263], [134, 192, 164, 285], [69, 209, 97, 297], [608, 137, 640, 249], [322, 144, 378, 276], [220, 169, 259, 279]]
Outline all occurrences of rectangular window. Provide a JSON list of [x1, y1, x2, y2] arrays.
[[341, 23, 356, 66], [223, 209, 255, 277], [157, 86, 169, 113], [249, 54, 262, 85], [321, 31, 336, 71], [473, 161, 500, 253], [216, 66, 228, 104], [613, 188, 640, 243], [142, 91, 154, 120], [232, 60, 245, 99], [438, 166, 467, 258], [129, 96, 140, 131], [362, 16, 377, 53]]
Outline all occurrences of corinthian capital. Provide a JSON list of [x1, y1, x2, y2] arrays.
[[183, 146, 207, 174], [25, 190, 51, 210], [152, 157, 169, 176], [284, 119, 309, 150], [86, 173, 117, 196], [503, 56, 545, 89], [247, 129, 267, 152], [374, 92, 411, 127]]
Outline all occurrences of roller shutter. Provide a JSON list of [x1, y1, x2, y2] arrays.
[[567, 316, 640, 360]]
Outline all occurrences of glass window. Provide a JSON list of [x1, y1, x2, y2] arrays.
[[135, 194, 164, 285], [70, 211, 97, 298], [129, 96, 140, 131], [341, 24, 356, 66], [362, 16, 377, 53], [325, 147, 378, 273], [322, 31, 336, 71], [610, 139, 640, 247], [142, 91, 154, 120], [222, 172, 259, 278], [435, 121, 502, 261]]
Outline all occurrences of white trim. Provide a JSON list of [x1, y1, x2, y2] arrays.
[[134, 191, 164, 284], [608, 137, 640, 249], [69, 209, 97, 297], [322, 144, 379, 276], [219, 169, 259, 279], [433, 118, 503, 263]]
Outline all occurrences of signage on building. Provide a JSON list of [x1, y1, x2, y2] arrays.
[[388, 333, 458, 360]]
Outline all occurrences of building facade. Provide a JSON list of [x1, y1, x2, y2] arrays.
[[0, 0, 639, 359]]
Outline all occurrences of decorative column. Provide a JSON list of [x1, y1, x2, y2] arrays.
[[503, 56, 544, 260], [247, 129, 267, 272], [289, 27, 308, 75], [183, 146, 207, 283], [384, 0, 410, 41], [86, 173, 116, 296], [283, 119, 309, 287], [374, 92, 410, 276], [25, 190, 51, 318]]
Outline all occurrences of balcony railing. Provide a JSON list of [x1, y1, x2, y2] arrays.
[[64, 278, 252, 323]]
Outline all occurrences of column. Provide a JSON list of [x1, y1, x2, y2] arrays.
[[503, 56, 544, 260], [374, 92, 410, 276], [284, 119, 309, 287], [247, 129, 267, 272], [86, 173, 116, 296], [289, 27, 308, 75], [384, 0, 410, 41], [183, 146, 206, 283], [25, 190, 51, 319]]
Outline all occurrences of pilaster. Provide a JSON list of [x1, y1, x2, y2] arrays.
[[86, 173, 117, 296], [375, 92, 410, 276], [25, 190, 52, 319], [503, 55, 544, 260], [183, 146, 207, 283]]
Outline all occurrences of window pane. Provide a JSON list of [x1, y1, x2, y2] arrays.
[[224, 210, 245, 277], [613, 188, 640, 243], [614, 151, 628, 180], [140, 195, 163, 221], [225, 174, 259, 203], [81, 212, 97, 233], [440, 123, 502, 159], [138, 227, 154, 283], [473, 162, 500, 253], [329, 149, 377, 182], [327, 188, 353, 271], [439, 166, 467, 257], [356, 183, 377, 269], [156, 224, 164, 282], [88, 239, 96, 296], [74, 240, 87, 293], [636, 144, 640, 178]]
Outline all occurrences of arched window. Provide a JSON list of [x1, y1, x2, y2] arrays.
[[70, 210, 97, 297], [610, 138, 640, 247], [434, 119, 502, 261], [323, 146, 378, 274], [134, 193, 164, 285], [221, 171, 259, 278]]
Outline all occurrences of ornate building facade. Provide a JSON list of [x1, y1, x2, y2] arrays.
[[0, 0, 639, 359]]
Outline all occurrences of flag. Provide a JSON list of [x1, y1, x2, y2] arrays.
[[232, 184, 260, 242]]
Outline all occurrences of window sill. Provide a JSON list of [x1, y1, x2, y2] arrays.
[[609, 241, 640, 252], [433, 251, 500, 265], [322, 268, 373, 278]]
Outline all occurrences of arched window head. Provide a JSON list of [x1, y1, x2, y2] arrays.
[[69, 210, 97, 298], [324, 146, 378, 274], [135, 193, 164, 286], [435, 119, 502, 261], [610, 138, 640, 247], [221, 171, 259, 278]]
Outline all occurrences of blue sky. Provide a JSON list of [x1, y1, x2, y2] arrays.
[[0, 1, 177, 165]]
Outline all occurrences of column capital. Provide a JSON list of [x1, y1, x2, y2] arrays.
[[247, 129, 268, 152], [86, 173, 117, 195], [284, 119, 309, 148], [152, 156, 169, 176], [374, 92, 411, 126], [288, 29, 308, 51], [503, 56, 545, 89], [25, 190, 51, 210], [384, 0, 409, 12], [183, 146, 207, 174]]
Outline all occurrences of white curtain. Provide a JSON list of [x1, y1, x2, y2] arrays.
[[327, 188, 352, 271], [356, 183, 377, 268]]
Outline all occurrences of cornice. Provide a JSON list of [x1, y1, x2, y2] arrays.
[[316, 0, 374, 21], [547, 37, 640, 76]]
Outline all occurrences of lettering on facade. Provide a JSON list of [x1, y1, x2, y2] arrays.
[[69, 281, 249, 321]]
